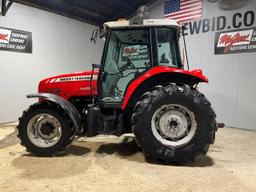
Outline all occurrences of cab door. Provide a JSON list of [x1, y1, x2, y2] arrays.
[[99, 28, 152, 107]]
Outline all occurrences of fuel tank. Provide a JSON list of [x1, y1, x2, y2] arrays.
[[38, 70, 98, 100]]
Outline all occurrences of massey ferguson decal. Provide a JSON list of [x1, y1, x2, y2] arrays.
[[51, 75, 98, 83], [0, 27, 32, 53], [214, 28, 256, 54]]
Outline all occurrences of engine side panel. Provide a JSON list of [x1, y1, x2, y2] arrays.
[[38, 71, 99, 100]]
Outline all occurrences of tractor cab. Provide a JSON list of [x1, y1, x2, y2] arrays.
[[94, 19, 183, 107]]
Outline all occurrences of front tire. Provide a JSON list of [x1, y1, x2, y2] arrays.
[[17, 102, 75, 156], [132, 83, 217, 163]]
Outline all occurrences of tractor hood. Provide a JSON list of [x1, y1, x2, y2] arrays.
[[38, 70, 98, 100]]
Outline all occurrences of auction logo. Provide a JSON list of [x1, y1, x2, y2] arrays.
[[122, 45, 149, 61], [0, 29, 11, 44], [215, 28, 256, 55], [123, 45, 139, 56]]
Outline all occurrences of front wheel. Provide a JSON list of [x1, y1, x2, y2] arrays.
[[17, 102, 75, 156], [132, 83, 217, 163]]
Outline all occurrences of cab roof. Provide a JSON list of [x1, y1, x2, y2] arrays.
[[104, 19, 181, 30]]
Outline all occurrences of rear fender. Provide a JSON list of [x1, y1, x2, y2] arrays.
[[27, 93, 82, 134], [122, 67, 208, 109]]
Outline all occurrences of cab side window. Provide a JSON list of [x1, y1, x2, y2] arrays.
[[156, 28, 180, 67]]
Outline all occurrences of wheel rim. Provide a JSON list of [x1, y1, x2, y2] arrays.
[[151, 104, 197, 147], [27, 113, 62, 148]]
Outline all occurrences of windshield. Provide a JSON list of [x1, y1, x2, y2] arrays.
[[104, 29, 150, 73], [102, 29, 151, 102]]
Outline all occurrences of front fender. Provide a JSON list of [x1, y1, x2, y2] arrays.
[[27, 93, 82, 134]]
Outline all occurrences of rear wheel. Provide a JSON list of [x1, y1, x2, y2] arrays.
[[132, 83, 217, 163], [17, 102, 75, 156]]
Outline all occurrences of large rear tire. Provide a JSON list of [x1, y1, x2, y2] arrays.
[[17, 102, 75, 156], [132, 83, 217, 163]]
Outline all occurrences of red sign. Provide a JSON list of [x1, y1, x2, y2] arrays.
[[215, 28, 256, 55], [0, 26, 32, 53]]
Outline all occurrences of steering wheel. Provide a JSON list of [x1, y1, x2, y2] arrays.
[[118, 57, 136, 73]]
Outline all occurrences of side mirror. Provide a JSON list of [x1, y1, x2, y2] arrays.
[[91, 28, 106, 43], [99, 30, 106, 40], [90, 29, 99, 44]]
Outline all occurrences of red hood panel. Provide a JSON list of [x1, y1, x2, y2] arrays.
[[39, 70, 98, 100]]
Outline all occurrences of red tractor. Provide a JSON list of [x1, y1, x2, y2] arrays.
[[17, 18, 217, 163]]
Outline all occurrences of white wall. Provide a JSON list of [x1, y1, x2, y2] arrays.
[[0, 3, 104, 123], [150, 0, 256, 130]]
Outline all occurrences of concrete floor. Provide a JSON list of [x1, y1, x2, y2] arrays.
[[0, 124, 256, 192]]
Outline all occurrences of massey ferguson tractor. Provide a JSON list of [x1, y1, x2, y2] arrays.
[[17, 18, 218, 163]]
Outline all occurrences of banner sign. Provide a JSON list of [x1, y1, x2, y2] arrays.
[[182, 11, 255, 36], [214, 28, 256, 55], [122, 45, 149, 61], [0, 27, 32, 53]]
